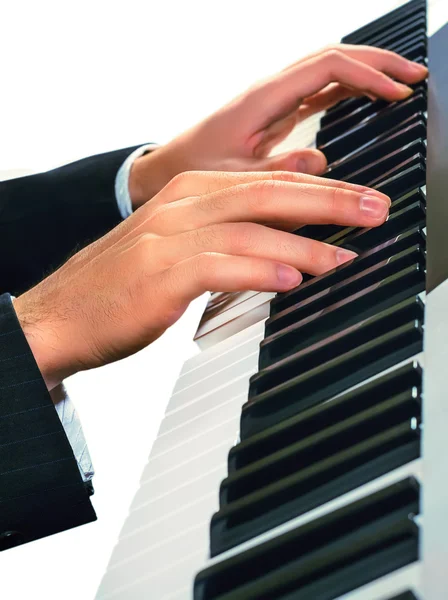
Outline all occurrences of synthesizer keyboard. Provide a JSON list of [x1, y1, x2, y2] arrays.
[[95, 1, 448, 598]]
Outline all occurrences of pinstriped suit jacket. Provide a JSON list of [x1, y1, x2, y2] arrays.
[[0, 146, 141, 550]]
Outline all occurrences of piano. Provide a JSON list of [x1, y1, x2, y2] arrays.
[[95, 0, 448, 598]]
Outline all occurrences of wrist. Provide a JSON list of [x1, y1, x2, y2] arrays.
[[13, 296, 74, 391], [128, 142, 184, 210]]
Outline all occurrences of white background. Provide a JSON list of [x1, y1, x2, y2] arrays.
[[1, 0, 446, 599]]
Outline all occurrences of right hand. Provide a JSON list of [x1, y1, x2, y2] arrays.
[[14, 170, 390, 390]]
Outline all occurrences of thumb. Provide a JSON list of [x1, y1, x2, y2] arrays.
[[255, 148, 327, 176]]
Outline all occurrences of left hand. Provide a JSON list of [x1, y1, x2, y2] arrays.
[[129, 44, 428, 209]]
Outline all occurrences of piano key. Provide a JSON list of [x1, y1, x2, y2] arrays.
[[271, 226, 425, 317], [222, 387, 421, 507], [325, 116, 426, 180], [211, 422, 420, 555], [260, 262, 425, 369], [150, 393, 246, 458], [178, 319, 264, 379], [140, 418, 238, 485], [246, 317, 423, 438], [318, 84, 424, 145], [296, 170, 426, 247], [319, 93, 426, 164], [111, 493, 215, 567], [341, 140, 426, 186], [314, 163, 426, 250], [264, 245, 424, 337], [199, 477, 420, 592], [341, 0, 425, 44], [335, 197, 426, 255], [298, 168, 425, 247], [254, 295, 423, 399], [317, 99, 390, 145], [387, 31, 427, 56], [386, 593, 419, 600], [159, 372, 255, 436], [398, 40, 427, 62], [364, 15, 427, 51], [230, 361, 422, 473], [367, 157, 426, 196]]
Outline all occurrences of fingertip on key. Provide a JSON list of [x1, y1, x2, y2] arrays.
[[276, 265, 303, 289], [336, 248, 358, 266]]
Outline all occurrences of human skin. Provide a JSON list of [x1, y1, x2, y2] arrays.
[[13, 45, 427, 391]]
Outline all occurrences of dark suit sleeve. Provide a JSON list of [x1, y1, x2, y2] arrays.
[[0, 293, 96, 551], [0, 145, 144, 296]]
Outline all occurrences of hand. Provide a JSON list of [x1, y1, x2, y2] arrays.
[[129, 44, 427, 208], [14, 170, 390, 390]]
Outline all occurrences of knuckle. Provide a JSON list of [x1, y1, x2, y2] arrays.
[[324, 48, 345, 63], [328, 186, 347, 214], [145, 204, 170, 232], [133, 233, 158, 261], [270, 170, 298, 184], [246, 179, 278, 212], [304, 241, 332, 273], [193, 252, 218, 283], [165, 171, 194, 195], [227, 223, 258, 252]]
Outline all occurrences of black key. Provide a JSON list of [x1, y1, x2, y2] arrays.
[[258, 294, 423, 399], [259, 262, 424, 369], [197, 478, 420, 598], [334, 195, 426, 254], [366, 15, 427, 51], [270, 227, 425, 317], [321, 96, 372, 127], [398, 40, 427, 62], [297, 161, 426, 245], [341, 0, 425, 44], [326, 116, 426, 178], [212, 422, 420, 555], [367, 155, 425, 193], [264, 244, 424, 338], [222, 387, 421, 507], [387, 31, 427, 56], [326, 180, 426, 250], [322, 77, 425, 127], [319, 93, 426, 164], [229, 361, 422, 473], [248, 315, 423, 437], [341, 140, 426, 186], [297, 167, 425, 247], [387, 593, 419, 600], [317, 99, 389, 146]]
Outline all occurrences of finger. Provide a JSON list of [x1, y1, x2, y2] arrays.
[[153, 169, 388, 207], [297, 83, 362, 120], [65, 170, 389, 268], [157, 253, 303, 310], [283, 44, 428, 83], [158, 222, 357, 276], [149, 180, 390, 234], [251, 113, 298, 157], [254, 149, 327, 176], [247, 50, 425, 137]]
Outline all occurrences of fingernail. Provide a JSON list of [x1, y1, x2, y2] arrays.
[[336, 248, 358, 265], [360, 195, 389, 219], [408, 61, 428, 75], [396, 83, 414, 96], [361, 188, 391, 207], [296, 158, 307, 172], [276, 265, 302, 288]]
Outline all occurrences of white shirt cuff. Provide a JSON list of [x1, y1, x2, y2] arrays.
[[115, 143, 159, 218]]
